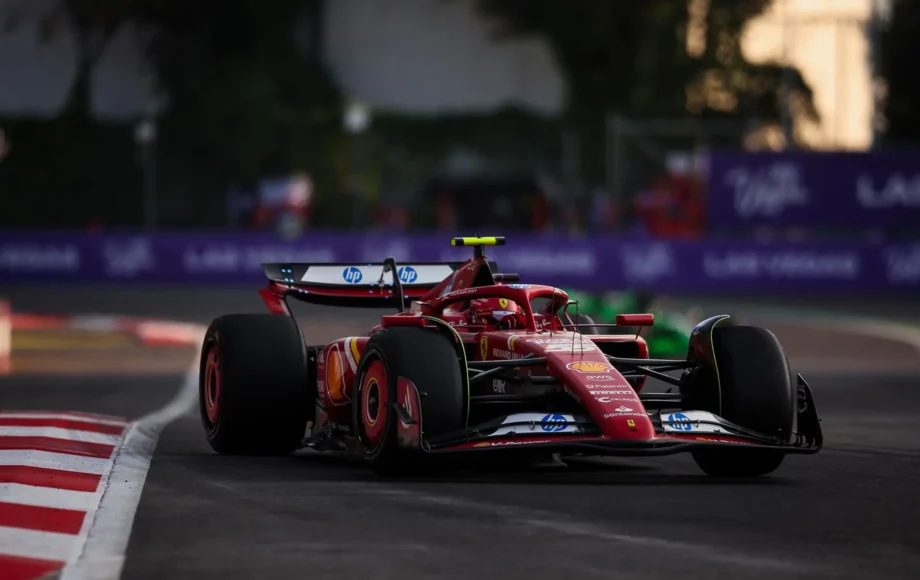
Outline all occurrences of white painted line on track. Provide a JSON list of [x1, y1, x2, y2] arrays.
[[59, 328, 204, 580], [719, 303, 920, 354], [0, 427, 121, 445], [359, 485, 826, 573], [0, 450, 111, 475], [0, 526, 78, 562], [813, 318, 920, 354], [0, 483, 99, 511], [0, 412, 129, 427]]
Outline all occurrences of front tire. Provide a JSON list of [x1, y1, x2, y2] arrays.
[[199, 314, 311, 455], [354, 326, 466, 475], [681, 325, 794, 477]]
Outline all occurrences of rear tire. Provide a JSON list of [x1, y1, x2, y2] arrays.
[[354, 326, 465, 475], [681, 325, 794, 477], [199, 314, 311, 455]]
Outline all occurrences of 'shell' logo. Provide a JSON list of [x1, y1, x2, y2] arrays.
[[566, 361, 613, 373]]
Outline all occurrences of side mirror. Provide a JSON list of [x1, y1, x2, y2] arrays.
[[616, 313, 655, 327]]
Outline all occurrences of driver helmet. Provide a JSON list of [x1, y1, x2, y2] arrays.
[[470, 297, 523, 329]]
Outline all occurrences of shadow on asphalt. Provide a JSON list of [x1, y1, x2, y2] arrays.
[[171, 448, 798, 488]]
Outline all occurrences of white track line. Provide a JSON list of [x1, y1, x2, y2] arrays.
[[727, 304, 920, 355], [0, 483, 99, 511], [59, 330, 204, 580], [362, 486, 823, 573], [0, 526, 78, 562], [0, 427, 121, 445], [0, 450, 111, 475], [808, 318, 920, 354]]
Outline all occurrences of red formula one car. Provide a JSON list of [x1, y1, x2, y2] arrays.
[[198, 236, 822, 477]]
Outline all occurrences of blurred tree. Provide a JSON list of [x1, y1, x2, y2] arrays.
[[6, 0, 347, 227], [134, 0, 346, 224], [467, 0, 817, 139], [462, 0, 818, 228], [875, 0, 920, 145], [34, 0, 138, 121]]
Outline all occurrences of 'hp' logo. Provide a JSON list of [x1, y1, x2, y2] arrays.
[[342, 267, 363, 284], [398, 266, 418, 284], [540, 413, 567, 432], [668, 412, 692, 431]]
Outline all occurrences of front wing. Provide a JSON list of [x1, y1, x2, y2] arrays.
[[394, 375, 823, 458]]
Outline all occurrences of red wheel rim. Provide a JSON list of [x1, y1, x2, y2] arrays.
[[361, 360, 388, 446], [204, 347, 221, 424]]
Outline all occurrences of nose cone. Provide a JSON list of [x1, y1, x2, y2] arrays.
[[539, 344, 656, 440]]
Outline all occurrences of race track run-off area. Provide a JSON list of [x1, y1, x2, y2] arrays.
[[0, 289, 919, 580], [0, 313, 204, 580], [0, 411, 133, 579]]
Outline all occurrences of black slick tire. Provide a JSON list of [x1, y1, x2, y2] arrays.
[[353, 326, 465, 475], [681, 325, 794, 477], [199, 313, 311, 455]]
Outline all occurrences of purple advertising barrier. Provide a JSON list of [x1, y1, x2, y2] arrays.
[[0, 231, 919, 294], [707, 151, 920, 231], [0, 231, 612, 289]]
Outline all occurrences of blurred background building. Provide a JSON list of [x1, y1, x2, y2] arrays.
[[743, 0, 879, 150]]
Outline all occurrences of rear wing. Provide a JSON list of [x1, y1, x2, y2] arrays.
[[261, 259, 498, 309]]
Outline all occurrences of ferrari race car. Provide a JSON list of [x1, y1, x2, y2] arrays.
[[198, 236, 823, 477]]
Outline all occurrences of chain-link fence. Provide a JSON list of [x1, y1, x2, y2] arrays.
[[605, 116, 752, 222]]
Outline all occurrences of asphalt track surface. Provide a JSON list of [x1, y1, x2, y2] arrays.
[[2, 285, 920, 580]]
